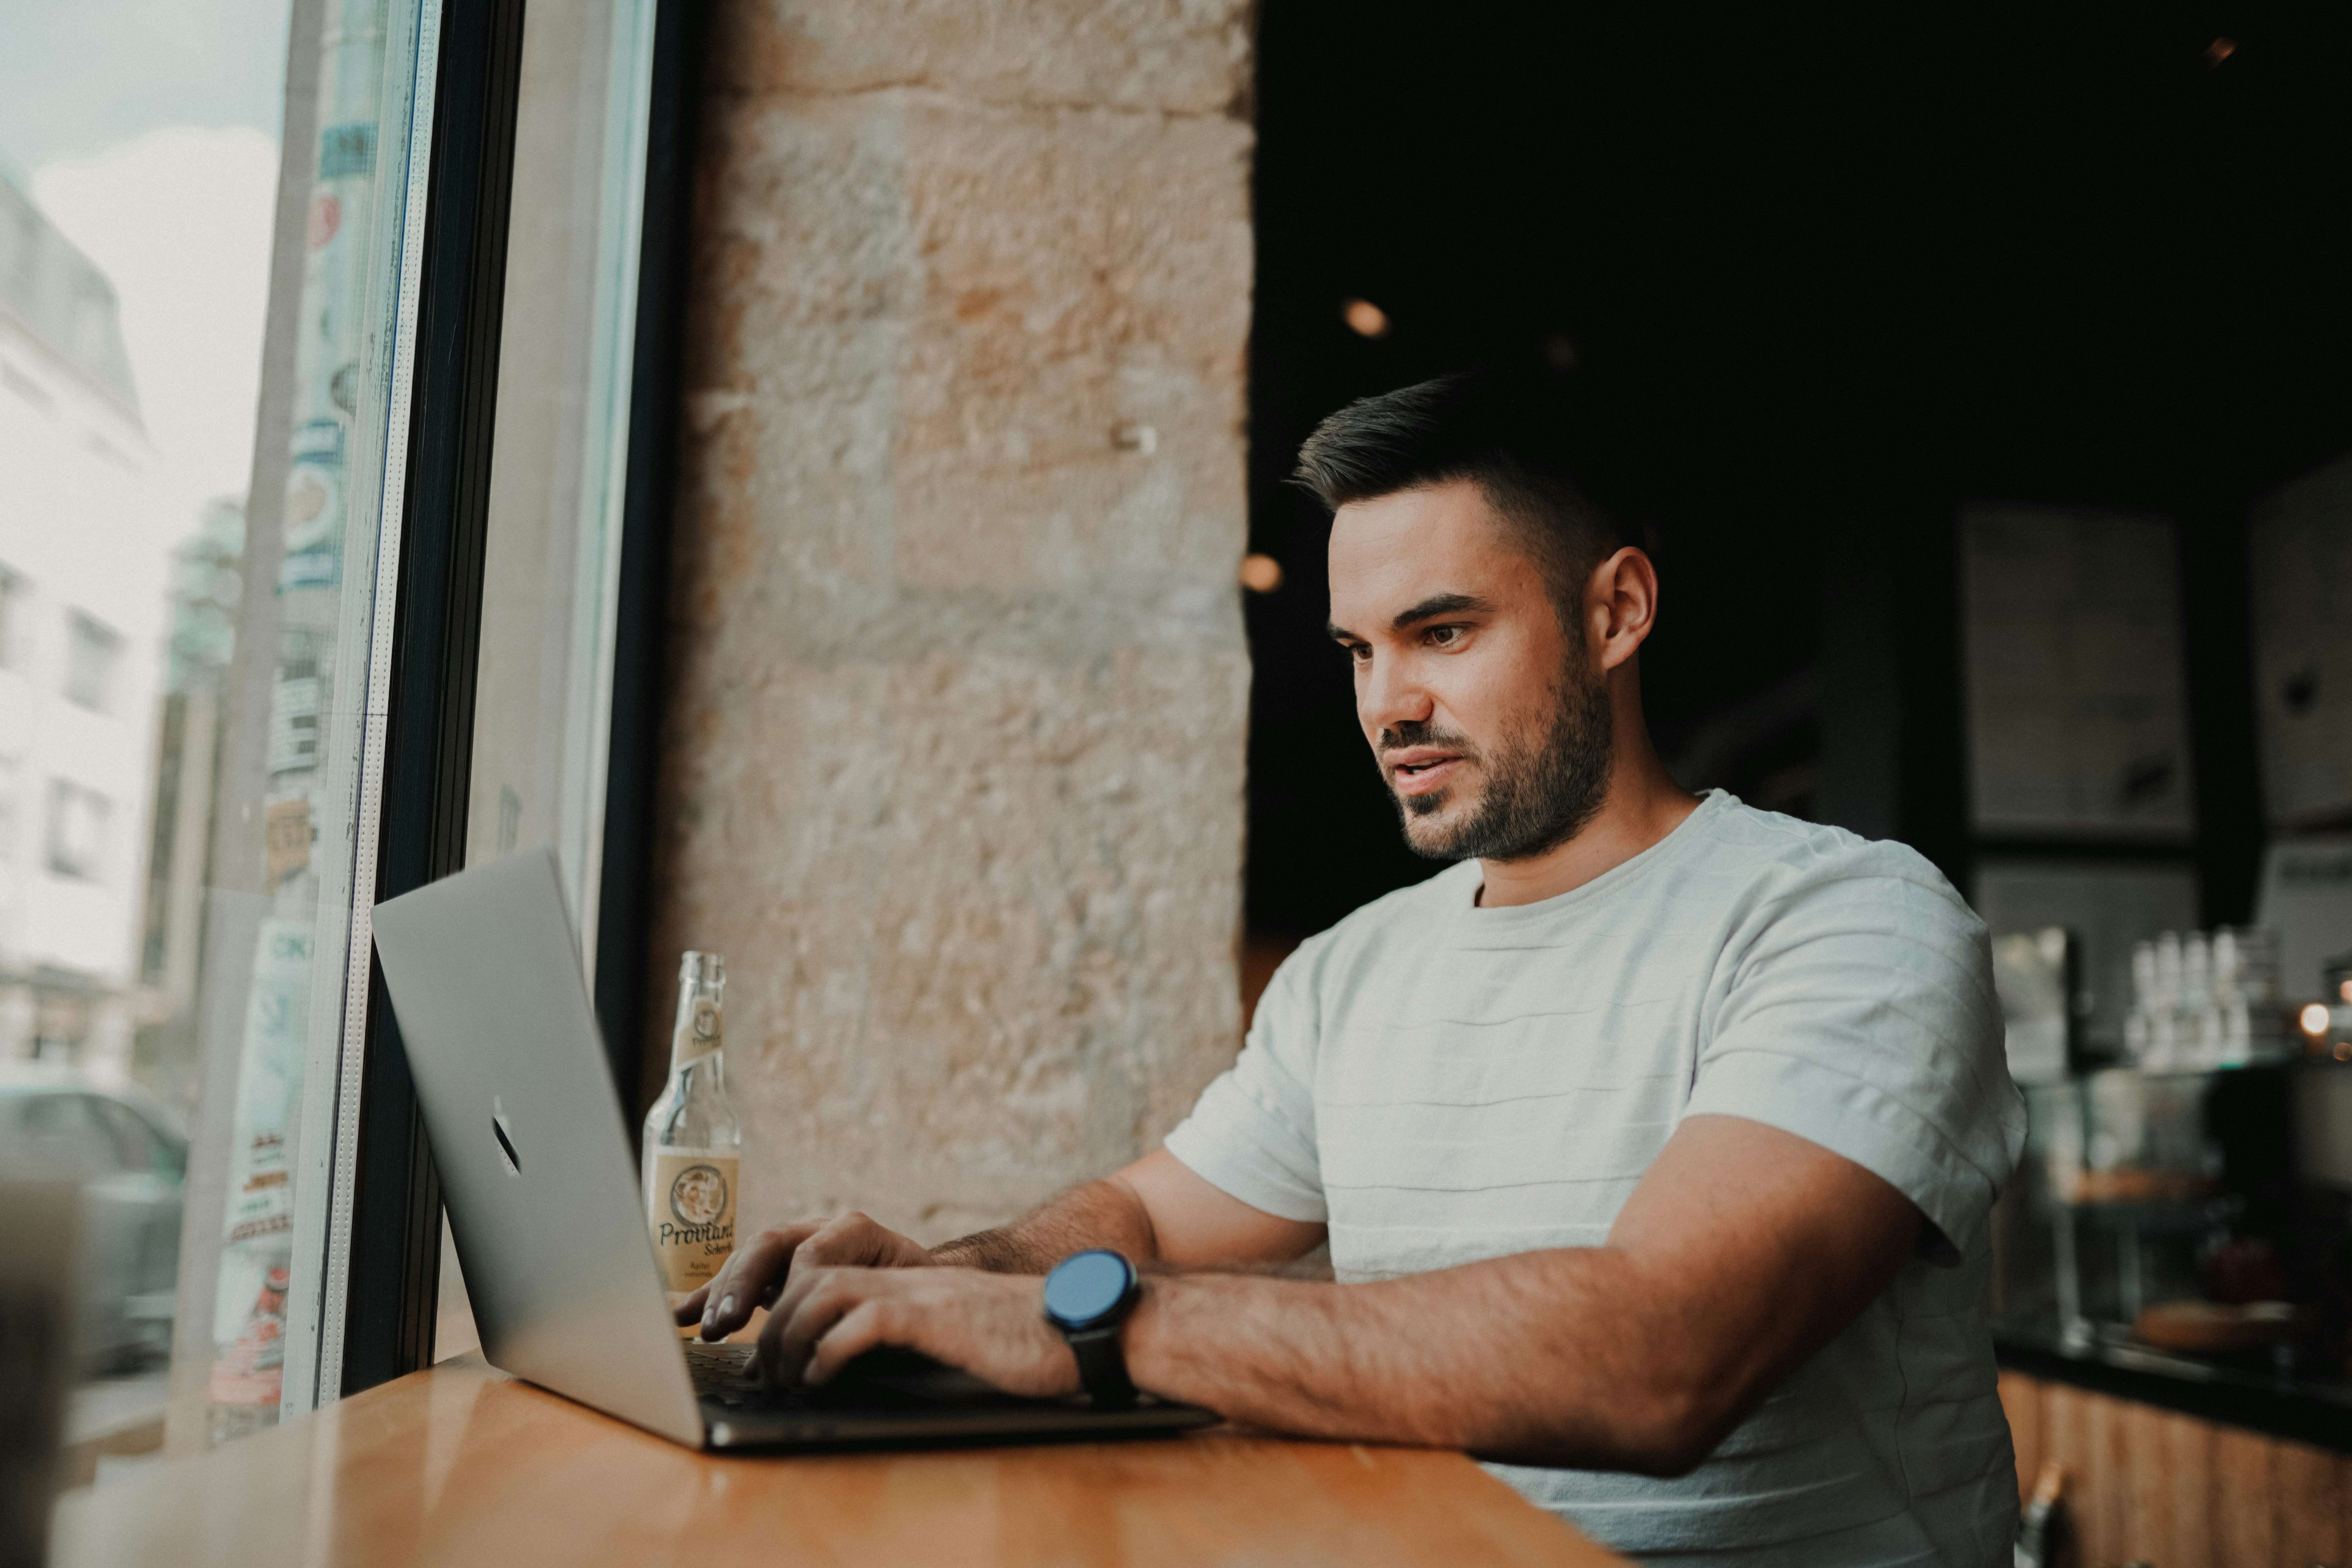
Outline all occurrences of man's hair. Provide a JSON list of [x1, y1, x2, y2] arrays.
[[1292, 372, 1628, 624]]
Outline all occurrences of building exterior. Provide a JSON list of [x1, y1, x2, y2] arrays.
[[0, 171, 177, 1079], [135, 496, 244, 1112]]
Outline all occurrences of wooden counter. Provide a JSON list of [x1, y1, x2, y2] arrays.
[[1998, 1368, 2349, 1568], [51, 1353, 1619, 1566]]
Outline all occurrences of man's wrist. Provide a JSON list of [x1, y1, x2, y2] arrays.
[[1042, 1249, 1146, 1407], [1109, 1273, 1177, 1397], [930, 1232, 1038, 1272], [927, 1239, 978, 1266]]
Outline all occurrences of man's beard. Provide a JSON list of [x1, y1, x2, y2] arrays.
[[1380, 668, 1615, 864]]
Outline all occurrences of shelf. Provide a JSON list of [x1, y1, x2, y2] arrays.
[[1993, 1322, 2352, 1454]]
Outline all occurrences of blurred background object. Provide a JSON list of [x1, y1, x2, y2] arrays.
[[0, 1183, 77, 1568], [0, 1067, 185, 1374], [1991, 927, 2075, 1087]]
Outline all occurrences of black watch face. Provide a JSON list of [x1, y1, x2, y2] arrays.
[[1044, 1249, 1133, 1327]]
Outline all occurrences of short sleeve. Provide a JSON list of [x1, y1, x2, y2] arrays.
[[1681, 851, 2026, 1263], [1162, 936, 1329, 1224]]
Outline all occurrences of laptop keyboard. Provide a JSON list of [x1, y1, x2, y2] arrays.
[[684, 1342, 762, 1405], [684, 1341, 940, 1410], [684, 1340, 1007, 1412], [682, 1339, 1212, 1445]]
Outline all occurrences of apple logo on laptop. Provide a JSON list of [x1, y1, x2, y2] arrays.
[[491, 1094, 521, 1176]]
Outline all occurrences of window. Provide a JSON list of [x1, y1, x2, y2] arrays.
[[0, 754, 18, 865], [0, 0, 667, 1463], [45, 779, 109, 880], [63, 610, 122, 712], [0, 566, 22, 670], [440, 0, 669, 1360]]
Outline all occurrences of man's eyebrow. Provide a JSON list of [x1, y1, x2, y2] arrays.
[[1388, 592, 1491, 632], [1326, 593, 1492, 642]]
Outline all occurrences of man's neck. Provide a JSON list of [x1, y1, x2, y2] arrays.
[[1475, 744, 1701, 909]]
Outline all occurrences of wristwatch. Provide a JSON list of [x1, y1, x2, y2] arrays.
[[1042, 1249, 1141, 1409]]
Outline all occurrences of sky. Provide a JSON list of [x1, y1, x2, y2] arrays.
[[2, 0, 292, 524], [0, 0, 289, 179], [31, 129, 281, 516]]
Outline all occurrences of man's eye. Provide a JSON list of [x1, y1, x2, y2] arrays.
[[1427, 625, 1462, 647], [1346, 644, 1372, 664]]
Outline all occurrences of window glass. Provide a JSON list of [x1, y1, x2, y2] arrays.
[[18, 1092, 107, 1155], [437, 0, 661, 1363], [45, 780, 110, 880], [63, 611, 124, 712], [0, 0, 436, 1464], [91, 1095, 161, 1174], [0, 566, 27, 667]]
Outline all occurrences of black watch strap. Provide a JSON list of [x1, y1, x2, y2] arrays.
[[1065, 1324, 1138, 1409]]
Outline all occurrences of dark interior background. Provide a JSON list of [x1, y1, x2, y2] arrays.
[[1241, 1, 2352, 944]]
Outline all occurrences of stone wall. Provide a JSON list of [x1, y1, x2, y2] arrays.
[[651, 0, 1256, 1241]]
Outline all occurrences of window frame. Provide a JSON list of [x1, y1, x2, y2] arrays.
[[593, 0, 702, 1112], [318, 0, 699, 1399], [323, 0, 526, 1401]]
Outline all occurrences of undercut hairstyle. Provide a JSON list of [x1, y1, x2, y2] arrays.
[[1292, 372, 1628, 630]]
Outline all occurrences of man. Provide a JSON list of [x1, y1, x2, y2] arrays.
[[683, 373, 2027, 1566]]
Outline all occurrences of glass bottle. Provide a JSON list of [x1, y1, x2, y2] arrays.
[[642, 952, 741, 1323]]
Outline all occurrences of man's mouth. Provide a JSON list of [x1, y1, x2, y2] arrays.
[[1386, 746, 1466, 798]]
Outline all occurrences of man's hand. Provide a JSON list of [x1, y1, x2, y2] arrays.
[[757, 1264, 1082, 1398], [676, 1211, 932, 1341]]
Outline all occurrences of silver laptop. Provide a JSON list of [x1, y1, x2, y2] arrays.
[[371, 848, 1215, 1449]]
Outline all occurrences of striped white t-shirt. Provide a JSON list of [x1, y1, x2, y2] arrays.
[[1164, 791, 2027, 1566]]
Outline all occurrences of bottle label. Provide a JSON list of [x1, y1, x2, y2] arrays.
[[646, 1150, 738, 1294], [672, 997, 722, 1069]]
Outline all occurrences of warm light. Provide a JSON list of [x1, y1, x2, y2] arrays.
[[2204, 37, 2235, 66], [1342, 298, 1390, 339], [2340, 978, 2352, 1003], [1238, 553, 1284, 593], [2301, 1002, 2331, 1036]]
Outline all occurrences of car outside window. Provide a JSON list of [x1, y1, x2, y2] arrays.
[[6, 1091, 116, 1173]]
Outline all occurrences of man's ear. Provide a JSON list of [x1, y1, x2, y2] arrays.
[[1589, 547, 1660, 672]]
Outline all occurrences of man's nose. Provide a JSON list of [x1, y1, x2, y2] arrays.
[[1358, 653, 1433, 738]]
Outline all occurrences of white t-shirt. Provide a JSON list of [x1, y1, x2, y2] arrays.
[[1164, 791, 2027, 1567]]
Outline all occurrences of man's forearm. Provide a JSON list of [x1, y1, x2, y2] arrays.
[[1116, 1120, 1921, 1473], [931, 1176, 1158, 1272], [1120, 1249, 1717, 1472], [907, 1117, 1915, 1477]]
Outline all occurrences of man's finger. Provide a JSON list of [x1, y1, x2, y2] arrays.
[[752, 1290, 791, 1390], [804, 1299, 898, 1386], [756, 1268, 849, 1391], [699, 1222, 823, 1339], [794, 1212, 862, 1265], [672, 1283, 711, 1326], [793, 1210, 938, 1271]]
